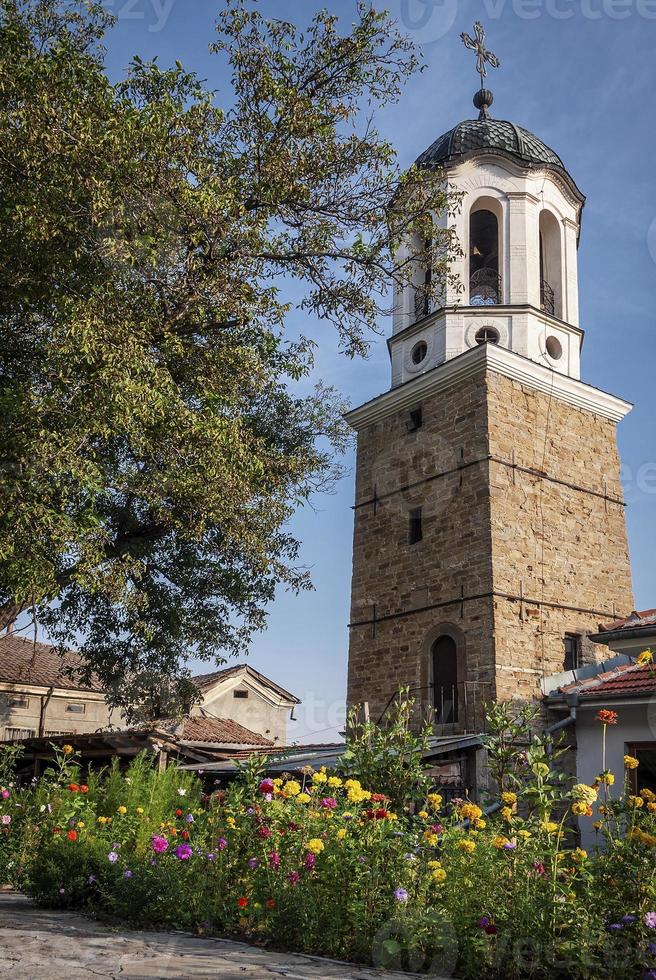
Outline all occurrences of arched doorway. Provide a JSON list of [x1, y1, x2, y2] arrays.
[[432, 634, 459, 724]]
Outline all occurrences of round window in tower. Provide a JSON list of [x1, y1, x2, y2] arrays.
[[545, 335, 563, 361], [411, 340, 428, 365], [474, 326, 500, 346]]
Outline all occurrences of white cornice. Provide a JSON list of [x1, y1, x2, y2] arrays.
[[345, 344, 632, 430]]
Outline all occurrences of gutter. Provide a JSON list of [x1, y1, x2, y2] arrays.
[[589, 627, 656, 644]]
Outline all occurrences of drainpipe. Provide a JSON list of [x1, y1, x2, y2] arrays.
[[39, 687, 54, 738]]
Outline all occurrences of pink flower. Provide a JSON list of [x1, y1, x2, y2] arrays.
[[1, 789, 9, 800], [320, 797, 337, 810], [217, 837, 227, 851], [287, 871, 300, 885], [268, 850, 280, 869], [151, 835, 169, 854], [645, 912, 656, 929], [1, 815, 11, 826], [304, 853, 316, 871], [259, 779, 275, 795], [257, 826, 272, 839], [174, 844, 193, 861]]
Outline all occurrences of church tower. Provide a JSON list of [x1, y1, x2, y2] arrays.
[[346, 25, 634, 732]]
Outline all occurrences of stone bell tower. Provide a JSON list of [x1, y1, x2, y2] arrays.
[[346, 25, 634, 732]]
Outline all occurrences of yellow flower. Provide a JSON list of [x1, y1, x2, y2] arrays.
[[62, 744, 74, 756], [336, 828, 347, 840], [387, 812, 398, 821], [457, 838, 476, 853], [571, 802, 592, 817], [501, 806, 513, 823], [459, 803, 482, 822], [312, 771, 328, 785], [593, 821, 602, 831], [493, 835, 510, 849], [418, 810, 429, 820], [117, 806, 127, 815], [327, 776, 342, 788], [597, 772, 615, 786], [648, 803, 656, 814], [540, 821, 559, 834], [306, 838, 325, 854], [517, 829, 531, 840], [637, 649, 654, 665], [97, 816, 109, 825], [347, 786, 371, 804], [427, 793, 443, 810], [76, 821, 85, 829], [572, 784, 598, 805], [431, 868, 447, 883], [296, 793, 311, 805], [283, 780, 301, 798], [427, 860, 442, 869], [474, 818, 486, 830], [136, 807, 144, 814], [628, 795, 644, 809], [571, 848, 587, 863], [227, 816, 236, 828], [641, 788, 656, 802], [501, 791, 517, 806], [423, 832, 439, 846], [272, 778, 283, 788], [344, 779, 361, 791], [598, 805, 610, 816], [624, 755, 640, 770]]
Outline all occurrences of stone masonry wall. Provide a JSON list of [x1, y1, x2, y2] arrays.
[[347, 365, 634, 729]]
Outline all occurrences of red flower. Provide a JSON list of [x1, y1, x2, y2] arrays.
[[175, 809, 183, 817], [237, 897, 248, 909], [68, 783, 79, 793], [79, 785, 89, 794], [257, 826, 272, 839], [596, 709, 618, 725], [375, 808, 389, 820], [370, 793, 388, 803], [259, 779, 275, 795], [67, 830, 78, 841], [52, 827, 61, 835], [266, 899, 276, 910], [181, 830, 190, 840]]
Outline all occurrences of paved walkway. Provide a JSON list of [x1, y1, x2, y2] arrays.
[[0, 892, 444, 979]]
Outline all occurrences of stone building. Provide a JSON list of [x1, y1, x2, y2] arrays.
[[346, 77, 634, 734]]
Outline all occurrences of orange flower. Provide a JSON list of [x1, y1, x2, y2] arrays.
[[79, 785, 89, 794], [596, 710, 618, 725], [67, 830, 78, 841], [68, 783, 80, 793]]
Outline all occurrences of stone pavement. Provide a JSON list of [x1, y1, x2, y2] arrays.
[[0, 892, 447, 979]]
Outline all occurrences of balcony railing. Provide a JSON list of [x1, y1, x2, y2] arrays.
[[470, 268, 501, 306], [540, 279, 555, 316]]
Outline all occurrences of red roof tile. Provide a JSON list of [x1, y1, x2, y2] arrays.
[[0, 635, 102, 692], [601, 609, 656, 632], [155, 715, 273, 746], [560, 661, 656, 700]]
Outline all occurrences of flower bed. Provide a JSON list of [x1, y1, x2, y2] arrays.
[[1, 704, 656, 978]]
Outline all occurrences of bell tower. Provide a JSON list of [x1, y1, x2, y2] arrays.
[[346, 24, 634, 731]]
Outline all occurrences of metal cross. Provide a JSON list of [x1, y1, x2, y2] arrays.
[[461, 22, 501, 89]]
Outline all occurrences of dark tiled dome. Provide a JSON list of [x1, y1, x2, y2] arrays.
[[416, 118, 583, 199]]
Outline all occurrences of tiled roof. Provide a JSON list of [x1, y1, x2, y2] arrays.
[[192, 664, 299, 704], [0, 635, 102, 692], [600, 609, 656, 632], [155, 715, 273, 747], [559, 661, 656, 700]]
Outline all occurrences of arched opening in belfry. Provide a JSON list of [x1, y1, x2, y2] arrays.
[[539, 210, 563, 318], [469, 206, 500, 306], [432, 634, 459, 724]]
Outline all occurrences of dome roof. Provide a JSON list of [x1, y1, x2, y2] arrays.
[[416, 117, 584, 201]]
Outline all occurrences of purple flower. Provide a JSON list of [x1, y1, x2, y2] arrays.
[[287, 871, 300, 886], [268, 851, 280, 869], [107, 851, 118, 864], [607, 923, 624, 932], [247, 857, 259, 869], [643, 972, 656, 980], [217, 838, 227, 851], [206, 853, 216, 862], [304, 853, 316, 871], [320, 797, 337, 810], [87, 875, 97, 885], [151, 835, 169, 854], [58, 888, 65, 895], [124, 870, 133, 879], [503, 842, 517, 851], [185, 813, 194, 824], [394, 888, 409, 903], [621, 915, 637, 925], [174, 844, 193, 861], [477, 916, 491, 930], [647, 913, 656, 930], [649, 943, 656, 956]]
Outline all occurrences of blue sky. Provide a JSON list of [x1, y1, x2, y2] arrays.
[[70, 0, 656, 741]]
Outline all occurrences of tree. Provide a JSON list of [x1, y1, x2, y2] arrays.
[[0, 0, 457, 712]]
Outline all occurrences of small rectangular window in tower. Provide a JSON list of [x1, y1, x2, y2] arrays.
[[564, 634, 581, 672], [409, 507, 423, 545], [407, 406, 423, 433]]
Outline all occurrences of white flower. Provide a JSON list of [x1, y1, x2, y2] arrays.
[[39, 805, 46, 813], [177, 788, 187, 797]]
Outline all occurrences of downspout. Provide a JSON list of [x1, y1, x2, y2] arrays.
[[39, 687, 54, 738], [479, 695, 579, 819]]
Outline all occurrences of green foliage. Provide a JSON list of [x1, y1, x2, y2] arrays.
[[1, 705, 656, 977], [0, 0, 457, 712], [340, 691, 433, 810]]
